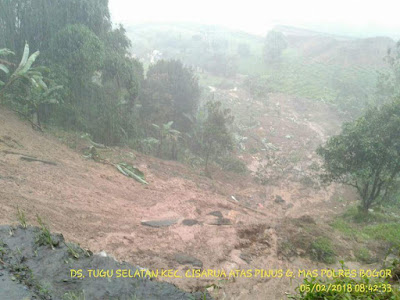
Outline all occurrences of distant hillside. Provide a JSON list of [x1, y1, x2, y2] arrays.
[[126, 22, 264, 68], [126, 22, 395, 70], [274, 25, 395, 68]]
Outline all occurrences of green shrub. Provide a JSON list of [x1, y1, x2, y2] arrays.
[[355, 247, 373, 264], [218, 156, 247, 173], [363, 223, 400, 247], [310, 237, 336, 264]]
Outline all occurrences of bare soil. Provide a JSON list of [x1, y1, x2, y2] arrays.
[[0, 87, 362, 299]]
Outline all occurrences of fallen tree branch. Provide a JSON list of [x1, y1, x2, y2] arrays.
[[226, 198, 268, 217], [2, 150, 57, 165], [20, 156, 57, 165]]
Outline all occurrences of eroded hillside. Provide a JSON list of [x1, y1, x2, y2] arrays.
[[0, 82, 368, 299]]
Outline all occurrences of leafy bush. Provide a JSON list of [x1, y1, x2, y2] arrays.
[[310, 237, 336, 264], [355, 247, 373, 264], [218, 156, 247, 173]]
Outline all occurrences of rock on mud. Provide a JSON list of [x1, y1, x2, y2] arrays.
[[141, 219, 178, 228], [182, 219, 200, 226], [275, 195, 285, 204], [174, 253, 203, 268]]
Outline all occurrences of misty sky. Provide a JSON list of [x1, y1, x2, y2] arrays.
[[109, 0, 400, 38]]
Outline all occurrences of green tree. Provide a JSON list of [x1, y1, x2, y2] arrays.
[[0, 0, 111, 54], [196, 101, 234, 176], [140, 60, 200, 133], [317, 99, 400, 213], [263, 31, 288, 63], [50, 24, 104, 83], [48, 24, 105, 129]]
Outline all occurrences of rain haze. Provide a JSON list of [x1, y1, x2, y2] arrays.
[[110, 0, 400, 38], [0, 0, 400, 299]]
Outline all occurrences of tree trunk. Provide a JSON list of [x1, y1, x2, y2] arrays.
[[171, 142, 177, 160], [157, 136, 163, 158], [204, 151, 211, 178]]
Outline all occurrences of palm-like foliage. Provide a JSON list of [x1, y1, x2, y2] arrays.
[[0, 43, 41, 99], [1, 43, 62, 129], [0, 48, 15, 87], [152, 121, 181, 158]]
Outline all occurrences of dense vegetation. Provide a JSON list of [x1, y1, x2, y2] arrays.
[[0, 0, 240, 175]]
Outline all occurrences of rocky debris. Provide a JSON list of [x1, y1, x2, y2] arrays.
[[239, 253, 252, 264], [275, 195, 285, 204], [182, 219, 200, 226], [207, 218, 232, 226], [0, 225, 210, 300], [208, 211, 223, 218], [296, 215, 316, 224], [205, 211, 232, 226], [286, 203, 294, 209], [141, 219, 178, 228], [174, 253, 203, 268]]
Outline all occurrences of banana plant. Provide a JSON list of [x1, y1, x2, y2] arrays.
[[0, 48, 15, 87], [0, 43, 61, 130], [16, 82, 63, 128], [0, 43, 41, 102], [152, 121, 181, 159]]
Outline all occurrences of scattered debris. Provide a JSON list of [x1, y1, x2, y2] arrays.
[[275, 195, 285, 204], [231, 195, 239, 202], [174, 253, 203, 268], [207, 218, 232, 226], [239, 253, 252, 264], [208, 211, 223, 218]]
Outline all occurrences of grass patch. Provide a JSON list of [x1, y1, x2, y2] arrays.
[[36, 215, 58, 249], [310, 237, 336, 264], [331, 218, 357, 238], [16, 206, 27, 229], [355, 246, 373, 263], [63, 291, 86, 300], [362, 223, 400, 247]]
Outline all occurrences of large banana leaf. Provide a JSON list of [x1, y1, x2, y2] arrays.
[[17, 44, 29, 68], [0, 64, 9, 74], [11, 43, 40, 78], [19, 51, 40, 75], [116, 163, 148, 185]]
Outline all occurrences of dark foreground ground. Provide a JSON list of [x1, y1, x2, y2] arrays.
[[0, 225, 211, 300]]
